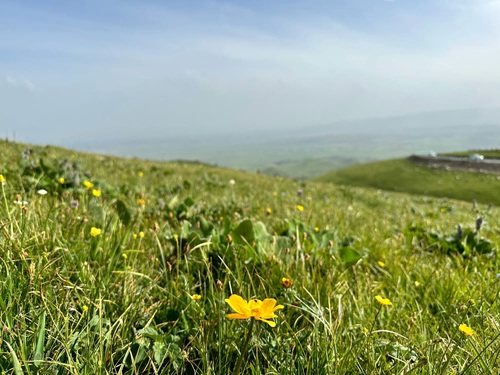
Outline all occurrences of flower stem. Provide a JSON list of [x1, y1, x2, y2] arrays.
[[232, 318, 254, 375], [368, 307, 382, 335]]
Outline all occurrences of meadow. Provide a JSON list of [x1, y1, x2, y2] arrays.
[[1, 139, 500, 374]]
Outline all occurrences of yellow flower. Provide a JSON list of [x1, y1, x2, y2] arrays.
[[281, 277, 293, 288], [191, 294, 202, 301], [122, 253, 128, 260], [90, 227, 102, 237], [133, 233, 138, 240], [375, 295, 392, 306], [58, 177, 65, 184], [137, 198, 146, 206], [83, 180, 94, 189], [266, 207, 272, 214], [82, 305, 88, 313], [459, 323, 475, 336], [92, 189, 101, 197], [378, 261, 386, 267], [0, 174, 5, 184], [314, 226, 320, 233], [138, 171, 144, 177], [225, 294, 284, 327], [139, 231, 145, 238], [296, 205, 304, 212]]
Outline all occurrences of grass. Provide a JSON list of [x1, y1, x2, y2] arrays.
[[1, 139, 500, 374], [315, 158, 500, 206]]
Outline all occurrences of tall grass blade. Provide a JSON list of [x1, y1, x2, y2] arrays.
[[34, 311, 46, 367], [5, 341, 24, 375]]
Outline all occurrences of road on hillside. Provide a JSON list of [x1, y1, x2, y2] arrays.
[[408, 155, 500, 174]]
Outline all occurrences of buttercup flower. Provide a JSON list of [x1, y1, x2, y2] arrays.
[[378, 261, 386, 267], [90, 227, 102, 237], [191, 294, 202, 301], [266, 207, 272, 215], [58, 177, 65, 184], [459, 323, 475, 336], [375, 295, 392, 306], [225, 294, 284, 327], [92, 189, 101, 197], [137, 198, 146, 206], [0, 174, 5, 184], [138, 171, 144, 177], [83, 180, 94, 189], [281, 277, 293, 288], [296, 205, 304, 212]]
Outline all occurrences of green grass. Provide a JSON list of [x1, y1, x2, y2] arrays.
[[315, 158, 500, 206], [1, 139, 500, 374]]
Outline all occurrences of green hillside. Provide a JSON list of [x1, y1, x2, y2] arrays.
[[315, 157, 500, 205], [1, 139, 500, 373]]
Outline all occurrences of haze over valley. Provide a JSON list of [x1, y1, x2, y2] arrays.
[[2, 1, 500, 177]]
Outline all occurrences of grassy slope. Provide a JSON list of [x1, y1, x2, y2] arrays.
[[1, 139, 500, 374], [315, 158, 500, 205]]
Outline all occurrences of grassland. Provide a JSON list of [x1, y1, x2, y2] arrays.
[[1, 139, 500, 374], [315, 158, 500, 206]]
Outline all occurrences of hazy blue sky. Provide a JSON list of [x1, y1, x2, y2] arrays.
[[2, 0, 500, 145]]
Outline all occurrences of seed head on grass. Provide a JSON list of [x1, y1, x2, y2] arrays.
[[225, 294, 284, 327]]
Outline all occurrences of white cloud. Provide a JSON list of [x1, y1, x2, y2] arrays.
[[5, 76, 17, 86], [4, 76, 38, 91]]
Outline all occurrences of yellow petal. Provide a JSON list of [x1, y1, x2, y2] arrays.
[[261, 298, 284, 313], [227, 313, 251, 320], [375, 295, 392, 306], [225, 295, 251, 316], [248, 299, 263, 310], [257, 318, 277, 327], [259, 299, 284, 320]]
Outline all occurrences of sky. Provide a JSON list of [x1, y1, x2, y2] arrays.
[[1, 0, 500, 145]]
